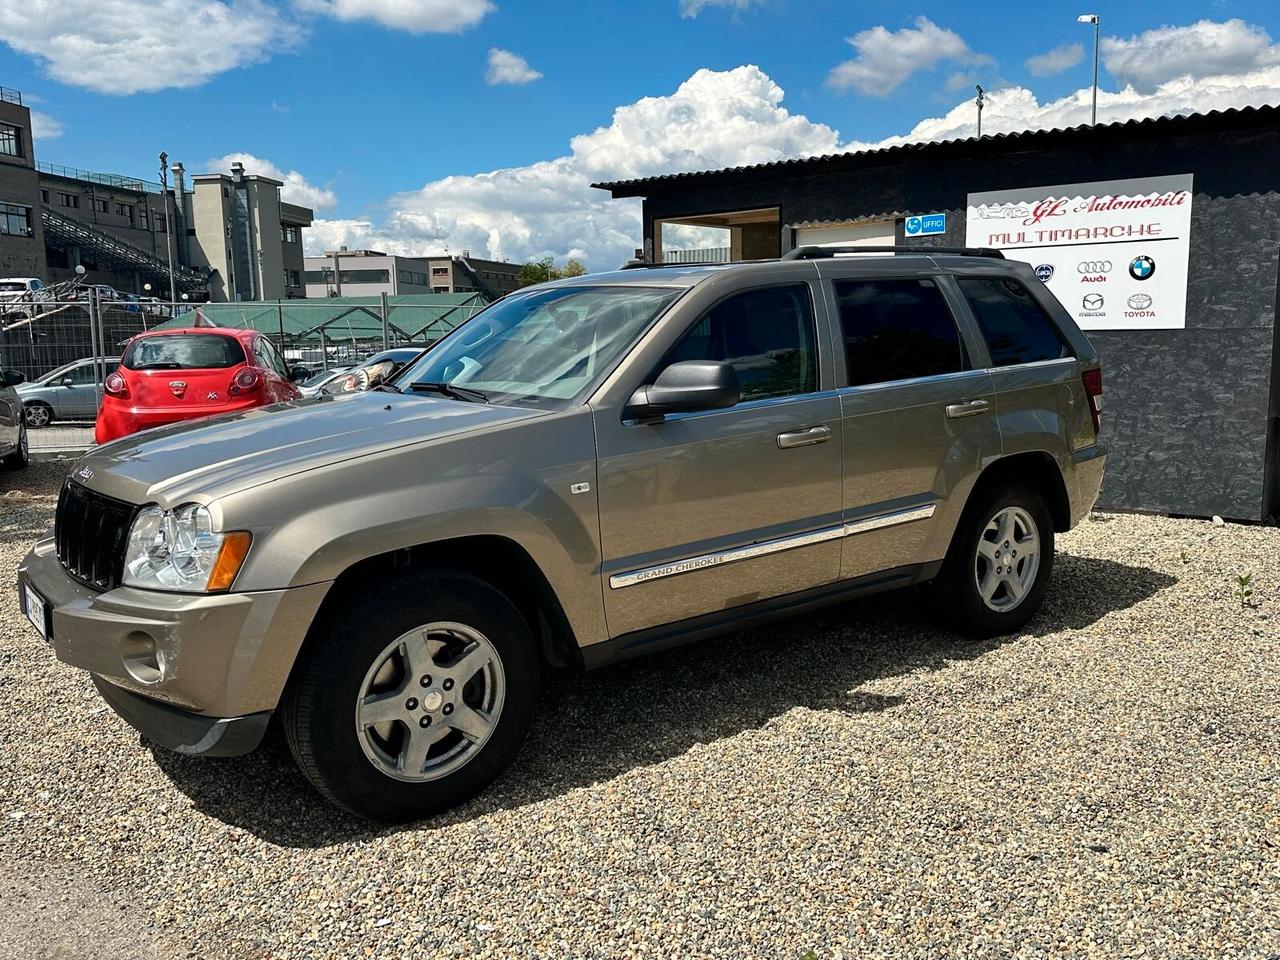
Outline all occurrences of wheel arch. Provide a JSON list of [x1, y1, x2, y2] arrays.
[[966, 451, 1071, 532]]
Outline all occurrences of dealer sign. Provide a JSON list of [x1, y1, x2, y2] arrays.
[[964, 174, 1193, 330]]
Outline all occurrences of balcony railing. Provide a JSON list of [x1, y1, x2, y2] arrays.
[[36, 161, 163, 195], [0, 85, 22, 106]]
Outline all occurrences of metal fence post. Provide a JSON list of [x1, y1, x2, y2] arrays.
[[88, 288, 104, 409], [380, 292, 390, 351]]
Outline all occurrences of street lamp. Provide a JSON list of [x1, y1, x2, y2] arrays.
[[975, 84, 985, 139], [1077, 14, 1100, 126], [158, 152, 178, 303]]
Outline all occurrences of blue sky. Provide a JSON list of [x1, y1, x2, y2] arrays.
[[2, 0, 1280, 266]]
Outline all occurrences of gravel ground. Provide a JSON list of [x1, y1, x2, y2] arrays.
[[1, 459, 1277, 959]]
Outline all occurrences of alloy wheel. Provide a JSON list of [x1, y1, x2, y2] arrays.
[[24, 404, 50, 428], [974, 505, 1040, 612]]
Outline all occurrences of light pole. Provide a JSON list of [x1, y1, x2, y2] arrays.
[[1078, 14, 1100, 126], [158, 152, 178, 303], [975, 84, 985, 139]]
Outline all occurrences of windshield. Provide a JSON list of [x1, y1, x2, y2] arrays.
[[393, 285, 682, 409], [123, 334, 245, 371]]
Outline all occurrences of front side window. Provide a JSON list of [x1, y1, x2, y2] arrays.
[[958, 277, 1072, 367], [395, 285, 683, 410], [67, 363, 99, 385], [655, 284, 818, 402], [835, 278, 966, 387], [124, 334, 246, 370]]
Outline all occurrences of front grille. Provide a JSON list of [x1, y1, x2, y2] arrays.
[[55, 481, 139, 591]]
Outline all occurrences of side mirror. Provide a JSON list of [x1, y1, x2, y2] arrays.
[[288, 366, 310, 383], [1, 369, 24, 388], [625, 360, 740, 421]]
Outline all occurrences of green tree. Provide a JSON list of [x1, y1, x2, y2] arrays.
[[517, 256, 589, 287]]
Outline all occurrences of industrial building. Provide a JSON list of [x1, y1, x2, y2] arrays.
[[304, 248, 521, 300], [594, 106, 1280, 524], [0, 86, 313, 301]]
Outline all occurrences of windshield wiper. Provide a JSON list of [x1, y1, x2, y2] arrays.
[[407, 381, 489, 404], [130, 362, 183, 370]]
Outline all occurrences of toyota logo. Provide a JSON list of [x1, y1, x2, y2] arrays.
[[1127, 293, 1153, 309], [1082, 294, 1104, 310], [1078, 260, 1112, 273]]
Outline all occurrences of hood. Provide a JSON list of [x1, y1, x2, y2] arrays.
[[74, 392, 544, 506]]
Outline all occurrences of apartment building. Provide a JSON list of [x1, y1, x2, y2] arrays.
[[0, 86, 46, 279], [304, 248, 521, 300]]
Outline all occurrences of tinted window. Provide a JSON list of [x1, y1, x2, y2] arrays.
[[958, 277, 1072, 366], [657, 284, 817, 402], [123, 335, 245, 370], [835, 278, 965, 387]]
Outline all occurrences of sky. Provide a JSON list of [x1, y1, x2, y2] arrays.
[[2, 0, 1280, 269]]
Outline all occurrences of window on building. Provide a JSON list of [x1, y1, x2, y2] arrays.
[[94, 198, 109, 213], [397, 269, 412, 285], [0, 122, 21, 157], [58, 192, 79, 208], [281, 224, 299, 244], [154, 213, 166, 232], [138, 208, 148, 227], [285, 269, 301, 287], [303, 269, 331, 284], [39, 189, 48, 204], [0, 202, 33, 237], [431, 267, 449, 277], [957, 277, 1072, 367], [115, 202, 133, 221], [655, 283, 818, 403], [338, 269, 390, 284], [835, 278, 966, 387]]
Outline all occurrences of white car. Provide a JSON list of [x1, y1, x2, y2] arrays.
[[0, 278, 51, 318], [298, 365, 353, 397]]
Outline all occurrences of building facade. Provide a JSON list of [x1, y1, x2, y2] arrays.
[[0, 87, 46, 280], [594, 107, 1280, 524], [304, 249, 521, 300]]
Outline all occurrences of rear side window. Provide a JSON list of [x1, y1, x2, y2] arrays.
[[958, 277, 1072, 367], [835, 278, 966, 387], [657, 284, 818, 402], [123, 334, 245, 371]]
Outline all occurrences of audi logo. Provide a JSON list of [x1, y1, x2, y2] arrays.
[[1077, 261, 1112, 274]]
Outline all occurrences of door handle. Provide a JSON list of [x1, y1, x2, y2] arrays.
[[945, 398, 990, 419], [776, 425, 831, 449]]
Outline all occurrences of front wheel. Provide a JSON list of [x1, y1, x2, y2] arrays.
[[282, 570, 540, 821], [23, 402, 51, 429], [937, 483, 1054, 636]]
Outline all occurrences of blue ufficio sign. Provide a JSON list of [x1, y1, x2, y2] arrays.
[[905, 213, 947, 237]]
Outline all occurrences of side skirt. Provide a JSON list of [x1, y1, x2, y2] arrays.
[[580, 560, 943, 671]]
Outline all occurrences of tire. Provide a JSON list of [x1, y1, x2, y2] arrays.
[[282, 569, 540, 822], [937, 482, 1055, 637], [3, 420, 28, 469], [23, 402, 52, 429]]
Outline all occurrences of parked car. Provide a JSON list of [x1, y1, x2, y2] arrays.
[[0, 366, 28, 469], [17, 357, 122, 428], [18, 247, 1105, 821], [320, 348, 428, 395], [66, 284, 120, 304], [298, 365, 353, 398], [94, 327, 305, 443], [0, 277, 51, 318]]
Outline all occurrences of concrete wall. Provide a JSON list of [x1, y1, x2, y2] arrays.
[[639, 122, 1280, 521], [0, 99, 46, 279]]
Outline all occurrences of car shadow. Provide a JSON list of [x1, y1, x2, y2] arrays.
[[151, 552, 1176, 847]]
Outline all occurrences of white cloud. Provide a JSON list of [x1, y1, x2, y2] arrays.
[[0, 0, 303, 96], [206, 153, 339, 211], [1025, 42, 1084, 77], [297, 0, 493, 33], [486, 48, 542, 86], [679, 0, 763, 17], [1103, 19, 1280, 92], [30, 110, 62, 140], [827, 17, 989, 96]]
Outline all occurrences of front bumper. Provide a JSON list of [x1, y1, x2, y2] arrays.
[[18, 532, 330, 751], [93, 675, 271, 756]]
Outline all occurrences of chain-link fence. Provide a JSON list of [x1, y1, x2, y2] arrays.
[[0, 291, 489, 454]]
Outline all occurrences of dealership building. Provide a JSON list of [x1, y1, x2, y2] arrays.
[[594, 106, 1280, 524]]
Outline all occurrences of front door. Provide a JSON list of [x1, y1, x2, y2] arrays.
[[823, 272, 1000, 580], [594, 282, 843, 638]]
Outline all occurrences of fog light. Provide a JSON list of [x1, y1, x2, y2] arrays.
[[120, 632, 165, 684]]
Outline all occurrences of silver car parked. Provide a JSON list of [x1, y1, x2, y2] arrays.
[[17, 357, 120, 428]]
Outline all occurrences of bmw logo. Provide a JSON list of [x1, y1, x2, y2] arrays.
[[1034, 263, 1054, 282], [1129, 255, 1155, 280]]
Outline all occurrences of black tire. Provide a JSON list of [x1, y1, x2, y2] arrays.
[[937, 482, 1054, 637], [3, 420, 28, 469], [23, 402, 52, 429], [282, 569, 540, 822]]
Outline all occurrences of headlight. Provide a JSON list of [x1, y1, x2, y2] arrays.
[[123, 503, 251, 592]]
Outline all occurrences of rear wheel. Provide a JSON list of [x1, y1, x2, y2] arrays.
[[23, 402, 51, 429], [3, 420, 28, 469], [283, 569, 540, 821], [938, 483, 1054, 636]]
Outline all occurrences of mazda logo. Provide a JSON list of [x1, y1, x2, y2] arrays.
[[1078, 260, 1112, 274], [1127, 293, 1153, 309], [1082, 294, 1104, 310]]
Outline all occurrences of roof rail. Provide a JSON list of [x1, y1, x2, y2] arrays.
[[782, 244, 1005, 260], [619, 258, 735, 270]]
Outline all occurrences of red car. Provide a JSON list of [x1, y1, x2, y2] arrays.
[[95, 327, 303, 444]]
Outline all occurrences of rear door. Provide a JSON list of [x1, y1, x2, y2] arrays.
[[820, 266, 1000, 580]]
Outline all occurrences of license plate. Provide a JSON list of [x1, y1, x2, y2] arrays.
[[21, 581, 48, 641]]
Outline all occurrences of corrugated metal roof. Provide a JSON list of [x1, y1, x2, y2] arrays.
[[591, 104, 1280, 196]]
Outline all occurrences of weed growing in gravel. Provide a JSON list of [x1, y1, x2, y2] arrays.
[[1234, 573, 1255, 609]]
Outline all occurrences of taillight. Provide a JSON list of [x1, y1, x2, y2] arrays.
[[104, 371, 129, 398], [228, 368, 262, 396], [1081, 368, 1102, 434]]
